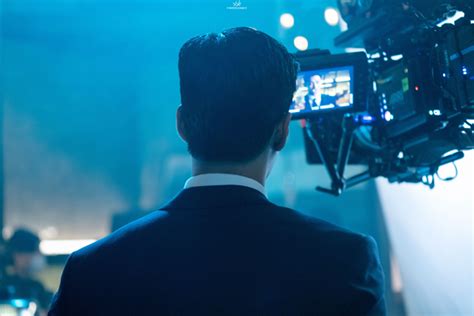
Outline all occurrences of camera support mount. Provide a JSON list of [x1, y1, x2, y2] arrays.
[[306, 114, 466, 196], [305, 114, 374, 196]]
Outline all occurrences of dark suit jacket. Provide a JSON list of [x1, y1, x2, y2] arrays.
[[304, 93, 339, 111], [49, 186, 386, 315]]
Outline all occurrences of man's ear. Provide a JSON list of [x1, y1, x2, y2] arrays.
[[176, 105, 188, 143], [272, 113, 291, 152]]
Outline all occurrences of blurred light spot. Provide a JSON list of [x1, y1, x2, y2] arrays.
[[390, 255, 404, 293], [40, 239, 96, 255], [27, 302, 37, 315], [324, 7, 340, 26], [294, 36, 309, 51], [3, 226, 13, 239], [370, 52, 381, 59], [345, 47, 366, 53], [391, 54, 403, 61], [11, 299, 29, 309], [339, 17, 348, 31], [280, 13, 294, 29], [40, 226, 58, 239]]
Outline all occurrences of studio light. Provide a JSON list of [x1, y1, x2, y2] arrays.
[[293, 36, 308, 51], [324, 7, 340, 26], [280, 13, 295, 29]]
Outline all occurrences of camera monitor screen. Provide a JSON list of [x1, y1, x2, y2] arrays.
[[289, 66, 354, 116]]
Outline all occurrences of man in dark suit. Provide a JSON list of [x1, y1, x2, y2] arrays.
[[49, 27, 385, 315], [306, 75, 339, 110]]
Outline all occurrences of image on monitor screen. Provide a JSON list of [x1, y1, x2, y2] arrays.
[[289, 66, 354, 115]]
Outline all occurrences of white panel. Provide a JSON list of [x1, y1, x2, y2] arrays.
[[377, 152, 474, 316]]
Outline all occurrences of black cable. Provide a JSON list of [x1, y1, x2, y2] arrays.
[[436, 161, 459, 181]]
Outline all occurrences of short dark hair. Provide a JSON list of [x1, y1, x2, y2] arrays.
[[8, 228, 40, 253], [178, 27, 297, 162]]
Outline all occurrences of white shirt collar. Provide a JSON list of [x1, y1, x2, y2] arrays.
[[184, 173, 266, 196]]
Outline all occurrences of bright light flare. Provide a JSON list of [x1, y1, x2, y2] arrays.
[[294, 36, 309, 51], [324, 7, 340, 26], [280, 13, 294, 29], [40, 239, 96, 255]]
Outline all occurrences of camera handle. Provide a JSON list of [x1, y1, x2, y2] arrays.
[[306, 114, 375, 196]]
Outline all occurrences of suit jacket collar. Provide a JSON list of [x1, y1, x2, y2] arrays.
[[160, 185, 270, 210]]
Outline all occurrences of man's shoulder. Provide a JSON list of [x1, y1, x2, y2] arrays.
[[268, 202, 372, 244], [268, 202, 379, 265], [70, 200, 376, 272], [71, 210, 169, 264], [273, 204, 382, 282]]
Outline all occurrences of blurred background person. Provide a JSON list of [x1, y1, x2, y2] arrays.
[[1, 228, 52, 315]]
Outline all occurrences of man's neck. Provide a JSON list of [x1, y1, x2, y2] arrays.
[[192, 159, 267, 186]]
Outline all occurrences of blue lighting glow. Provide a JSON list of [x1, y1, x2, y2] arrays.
[[359, 114, 375, 124], [10, 299, 29, 309]]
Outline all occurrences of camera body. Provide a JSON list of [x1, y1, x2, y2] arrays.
[[291, 1, 473, 194]]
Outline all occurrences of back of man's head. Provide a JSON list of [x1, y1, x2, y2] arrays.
[[178, 27, 297, 163]]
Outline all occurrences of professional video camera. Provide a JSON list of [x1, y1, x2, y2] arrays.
[[290, 0, 473, 196]]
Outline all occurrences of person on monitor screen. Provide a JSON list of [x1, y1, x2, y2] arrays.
[[49, 27, 386, 315], [306, 74, 340, 110]]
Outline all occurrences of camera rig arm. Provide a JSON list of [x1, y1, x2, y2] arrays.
[[305, 114, 467, 196], [305, 114, 375, 196]]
